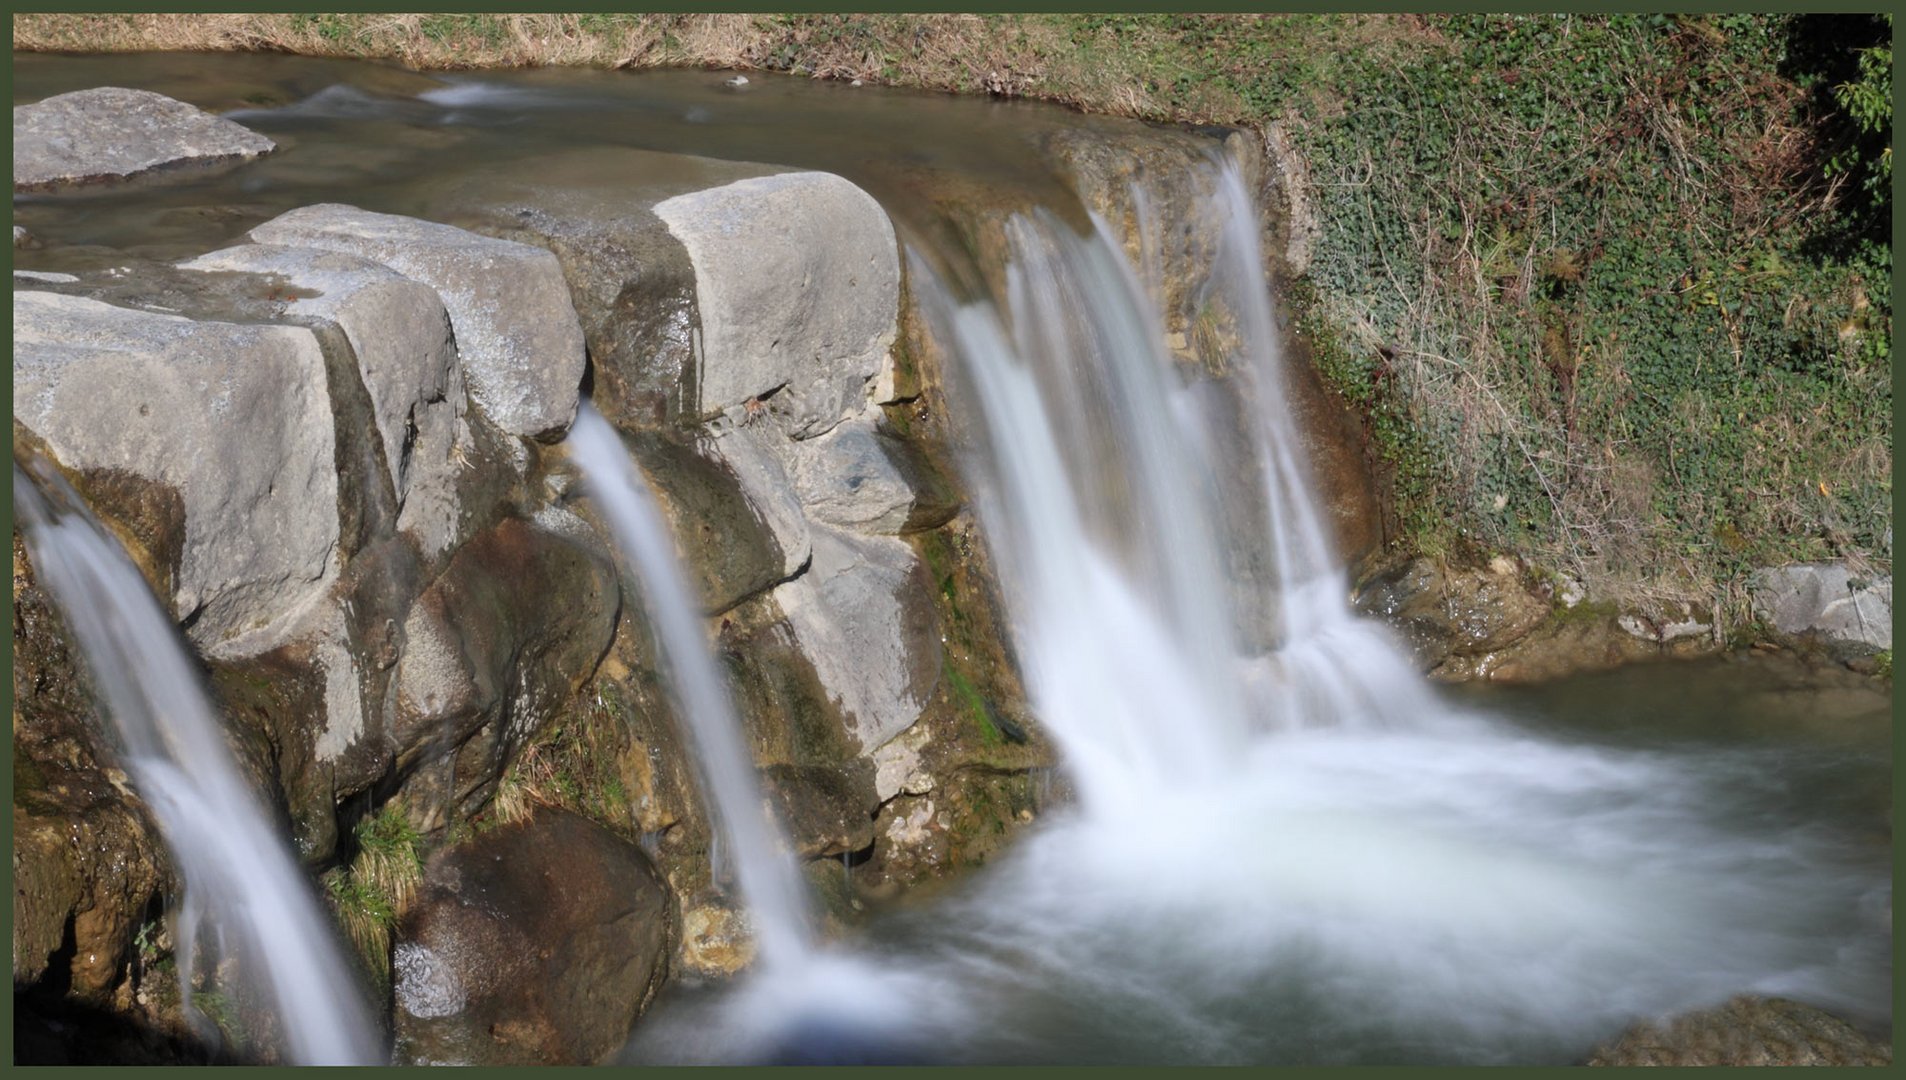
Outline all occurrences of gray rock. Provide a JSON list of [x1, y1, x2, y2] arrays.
[[181, 242, 471, 557], [709, 424, 813, 580], [653, 172, 900, 437], [774, 525, 941, 751], [13, 270, 77, 284], [13, 291, 338, 657], [248, 204, 585, 440], [784, 407, 916, 534], [1750, 563, 1892, 650], [393, 809, 673, 1065], [14, 87, 275, 191], [404, 145, 786, 432]]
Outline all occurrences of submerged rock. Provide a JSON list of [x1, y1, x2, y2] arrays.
[[392, 809, 674, 1065], [248, 204, 586, 440], [14, 87, 275, 192], [1585, 996, 1890, 1066]]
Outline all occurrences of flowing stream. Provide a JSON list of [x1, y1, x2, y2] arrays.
[[12, 470, 378, 1066]]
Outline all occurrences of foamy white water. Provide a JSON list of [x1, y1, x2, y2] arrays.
[[567, 405, 814, 971], [13, 470, 378, 1066], [626, 155, 1888, 1064]]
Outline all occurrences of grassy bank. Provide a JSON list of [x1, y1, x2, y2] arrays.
[[15, 12, 1892, 626]]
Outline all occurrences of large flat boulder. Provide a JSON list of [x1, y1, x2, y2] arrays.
[[653, 171, 900, 438], [248, 204, 585, 440], [14, 87, 275, 192], [13, 291, 339, 657], [180, 242, 471, 557]]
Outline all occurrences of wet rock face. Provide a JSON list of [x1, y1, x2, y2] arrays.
[[248, 204, 586, 440], [616, 428, 796, 614], [1355, 555, 1549, 663], [11, 533, 166, 1000], [392, 809, 675, 1065], [14, 87, 275, 191], [391, 517, 620, 828], [1585, 996, 1891, 1066], [761, 761, 880, 859]]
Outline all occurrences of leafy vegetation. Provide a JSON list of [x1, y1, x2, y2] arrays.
[[1281, 14, 1891, 620], [13, 12, 1891, 625]]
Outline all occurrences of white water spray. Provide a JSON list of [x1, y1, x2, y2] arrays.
[[566, 404, 813, 971], [633, 154, 1887, 1063], [13, 470, 378, 1066]]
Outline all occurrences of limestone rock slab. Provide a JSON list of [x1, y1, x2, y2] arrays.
[[773, 525, 941, 751], [13, 290, 338, 656], [1750, 563, 1892, 650], [653, 171, 900, 437], [181, 242, 470, 556], [248, 204, 585, 439]]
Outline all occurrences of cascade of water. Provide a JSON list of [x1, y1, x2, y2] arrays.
[[565, 404, 813, 971], [1201, 161, 1445, 731], [12, 469, 378, 1066], [631, 152, 1887, 1065]]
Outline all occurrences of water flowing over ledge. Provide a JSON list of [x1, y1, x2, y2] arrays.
[[10, 56, 1891, 1066]]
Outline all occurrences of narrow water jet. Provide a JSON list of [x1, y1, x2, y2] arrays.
[[565, 404, 813, 971], [12, 468, 378, 1066]]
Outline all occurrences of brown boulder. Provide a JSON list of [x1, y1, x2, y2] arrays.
[[391, 809, 675, 1065], [1586, 996, 1890, 1066]]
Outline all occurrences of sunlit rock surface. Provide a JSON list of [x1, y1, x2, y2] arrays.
[[15, 87, 274, 191], [13, 290, 339, 656], [249, 204, 585, 440]]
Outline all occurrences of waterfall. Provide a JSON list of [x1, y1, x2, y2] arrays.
[[913, 158, 1446, 815], [13, 469, 378, 1066], [566, 404, 814, 971]]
